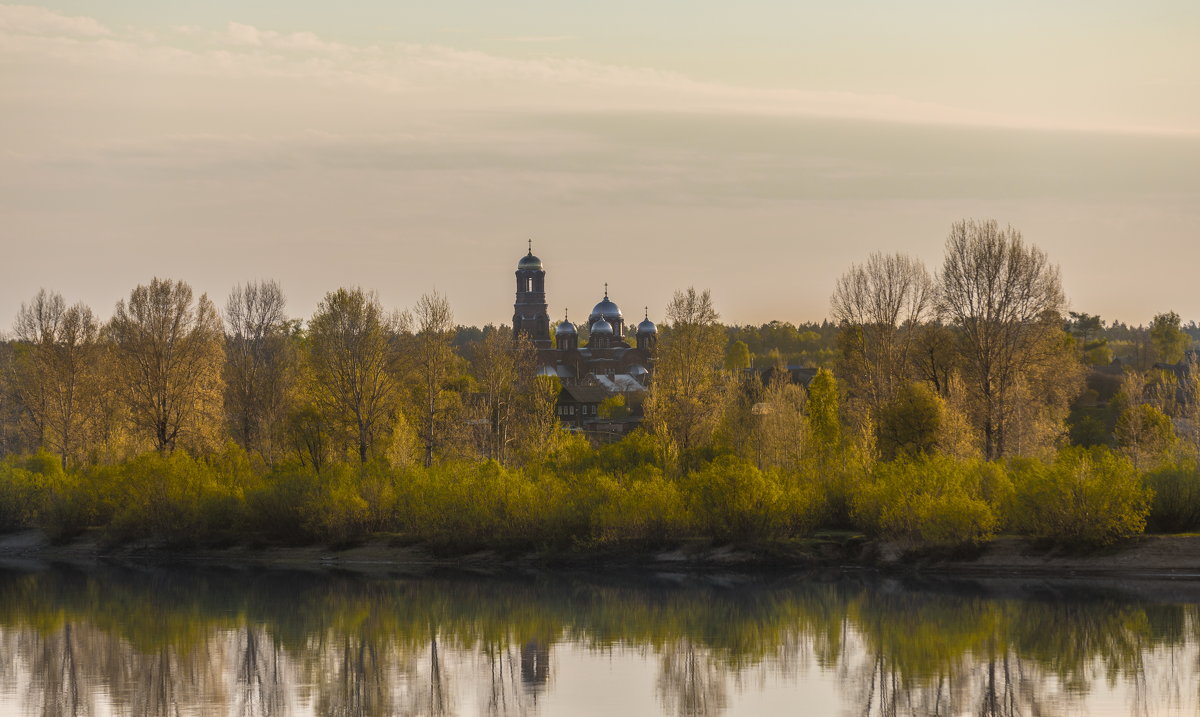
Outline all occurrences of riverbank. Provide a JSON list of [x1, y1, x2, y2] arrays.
[[4, 529, 1200, 579]]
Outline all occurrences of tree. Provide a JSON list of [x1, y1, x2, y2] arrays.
[[724, 340, 751, 373], [1150, 311, 1189, 365], [644, 288, 727, 470], [108, 278, 225, 453], [470, 328, 538, 463], [11, 290, 104, 466], [408, 291, 464, 467], [831, 252, 935, 414], [750, 371, 808, 470], [307, 288, 399, 463], [937, 220, 1076, 459], [805, 368, 841, 461], [1115, 403, 1176, 470], [598, 394, 630, 420], [876, 381, 944, 461], [223, 281, 295, 460]]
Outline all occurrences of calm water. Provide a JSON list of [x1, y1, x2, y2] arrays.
[[0, 563, 1198, 716]]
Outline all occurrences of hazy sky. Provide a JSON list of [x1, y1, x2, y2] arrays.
[[2, 1, 1198, 328]]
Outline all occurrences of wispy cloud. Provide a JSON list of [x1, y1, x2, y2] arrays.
[[0, 4, 108, 37], [3, 4, 1188, 135]]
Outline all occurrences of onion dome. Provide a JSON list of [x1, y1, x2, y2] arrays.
[[591, 317, 614, 336], [517, 240, 543, 271], [637, 307, 657, 334], [591, 283, 622, 320], [556, 310, 577, 336]]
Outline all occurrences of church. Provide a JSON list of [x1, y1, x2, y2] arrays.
[[512, 244, 657, 430]]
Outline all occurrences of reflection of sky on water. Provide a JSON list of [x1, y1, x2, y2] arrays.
[[0, 568, 1198, 716]]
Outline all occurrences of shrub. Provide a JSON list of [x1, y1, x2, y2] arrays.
[[852, 454, 1001, 546], [592, 465, 689, 543], [683, 456, 818, 541], [395, 461, 544, 547], [1007, 446, 1150, 547], [0, 460, 43, 532], [100, 451, 244, 544], [1144, 458, 1200, 533]]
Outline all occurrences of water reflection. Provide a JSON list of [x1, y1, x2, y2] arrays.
[[0, 565, 1197, 716]]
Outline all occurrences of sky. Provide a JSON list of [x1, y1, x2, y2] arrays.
[[1, 1, 1198, 328]]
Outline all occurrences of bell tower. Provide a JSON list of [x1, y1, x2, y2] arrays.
[[513, 240, 551, 347]]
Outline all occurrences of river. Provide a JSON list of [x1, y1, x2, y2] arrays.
[[0, 562, 1196, 716]]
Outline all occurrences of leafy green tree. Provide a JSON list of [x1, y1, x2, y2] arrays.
[[598, 394, 630, 419], [805, 368, 840, 459], [724, 340, 751, 373], [1150, 311, 1189, 365], [307, 288, 399, 463], [1114, 403, 1176, 470], [876, 381, 944, 461]]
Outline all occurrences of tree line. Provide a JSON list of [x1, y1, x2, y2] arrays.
[[1, 281, 560, 470], [0, 218, 1197, 548]]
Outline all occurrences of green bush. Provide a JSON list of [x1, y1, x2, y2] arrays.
[[852, 454, 1002, 546], [1144, 458, 1200, 533], [0, 460, 43, 532], [683, 456, 818, 541], [395, 461, 544, 547], [592, 465, 689, 543], [99, 451, 245, 544], [1007, 447, 1151, 547]]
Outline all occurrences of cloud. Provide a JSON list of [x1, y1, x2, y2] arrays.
[[0, 4, 109, 37], [6, 5, 1189, 135]]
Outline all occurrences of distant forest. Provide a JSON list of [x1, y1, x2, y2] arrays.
[[0, 218, 1198, 551]]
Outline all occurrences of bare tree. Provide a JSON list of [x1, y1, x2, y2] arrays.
[[937, 220, 1075, 459], [307, 288, 400, 463], [831, 252, 934, 415], [108, 279, 224, 453], [223, 281, 295, 460], [644, 288, 727, 470], [12, 290, 104, 466], [470, 329, 538, 464]]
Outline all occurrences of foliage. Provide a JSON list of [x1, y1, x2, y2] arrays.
[[108, 278, 225, 453], [724, 340, 751, 372], [307, 287, 401, 463], [806, 368, 840, 459], [1006, 447, 1151, 547], [683, 456, 820, 541], [1150, 311, 1189, 365], [645, 288, 728, 470], [852, 454, 1004, 546], [1144, 458, 1200, 533], [876, 382, 944, 460], [598, 394, 629, 419], [97, 450, 250, 544], [1114, 403, 1176, 470]]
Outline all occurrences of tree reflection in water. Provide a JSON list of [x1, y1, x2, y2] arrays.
[[0, 567, 1197, 716]]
